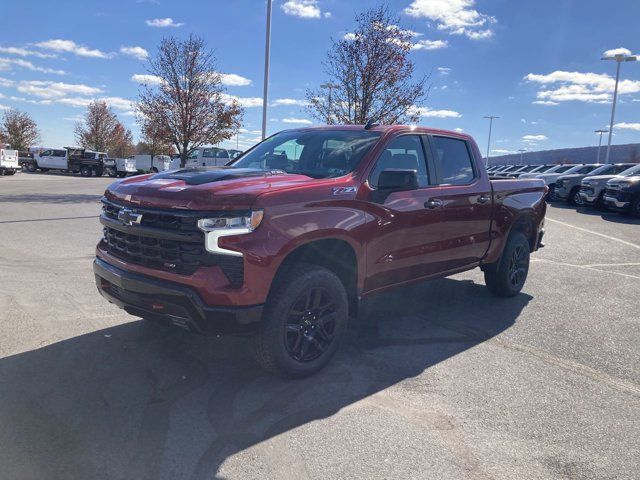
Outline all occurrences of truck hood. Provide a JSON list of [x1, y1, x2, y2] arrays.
[[582, 174, 617, 185], [557, 174, 585, 183], [104, 167, 315, 210]]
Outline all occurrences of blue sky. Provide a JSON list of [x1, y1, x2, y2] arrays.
[[0, 0, 639, 155]]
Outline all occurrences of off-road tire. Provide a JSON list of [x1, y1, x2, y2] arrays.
[[484, 232, 530, 297], [252, 264, 349, 377]]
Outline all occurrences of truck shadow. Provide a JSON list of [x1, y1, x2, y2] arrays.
[[0, 277, 530, 480], [0, 193, 103, 204]]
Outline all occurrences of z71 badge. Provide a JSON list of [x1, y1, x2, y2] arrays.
[[332, 186, 358, 195]]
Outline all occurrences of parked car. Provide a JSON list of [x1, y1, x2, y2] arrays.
[[553, 164, 627, 205], [132, 154, 174, 173], [506, 164, 556, 178], [25, 147, 108, 176], [103, 157, 138, 178], [603, 172, 640, 217], [532, 164, 597, 200], [579, 163, 640, 209], [94, 125, 547, 376], [0, 145, 19, 176], [519, 164, 574, 179]]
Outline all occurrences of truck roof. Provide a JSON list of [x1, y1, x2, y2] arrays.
[[278, 124, 472, 141]]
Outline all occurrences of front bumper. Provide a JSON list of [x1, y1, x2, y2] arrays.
[[94, 258, 263, 335], [603, 195, 630, 211]]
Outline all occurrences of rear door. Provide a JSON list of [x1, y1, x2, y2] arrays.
[[423, 134, 493, 268]]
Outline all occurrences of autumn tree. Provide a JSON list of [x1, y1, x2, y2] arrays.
[[1, 109, 40, 151], [74, 100, 119, 152], [306, 5, 428, 125], [136, 35, 243, 167], [110, 123, 135, 158], [136, 116, 174, 157]]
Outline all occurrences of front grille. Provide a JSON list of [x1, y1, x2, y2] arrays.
[[580, 185, 593, 194], [101, 201, 244, 287], [605, 186, 619, 197]]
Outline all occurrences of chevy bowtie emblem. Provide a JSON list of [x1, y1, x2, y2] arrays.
[[118, 208, 143, 226]]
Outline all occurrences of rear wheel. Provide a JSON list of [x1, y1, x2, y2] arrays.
[[151, 167, 158, 173], [484, 232, 530, 297], [94, 166, 104, 177], [80, 165, 92, 177], [117, 172, 127, 178], [26, 163, 37, 173], [4, 169, 16, 176], [253, 264, 349, 377]]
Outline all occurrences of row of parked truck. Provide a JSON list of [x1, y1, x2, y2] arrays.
[[8, 146, 243, 177], [487, 162, 640, 217]]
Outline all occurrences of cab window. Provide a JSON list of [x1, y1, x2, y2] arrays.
[[431, 136, 476, 185], [369, 135, 429, 188]]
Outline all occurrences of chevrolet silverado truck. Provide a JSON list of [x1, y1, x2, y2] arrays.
[[580, 163, 640, 209], [603, 172, 640, 217], [94, 125, 547, 376], [554, 163, 633, 206]]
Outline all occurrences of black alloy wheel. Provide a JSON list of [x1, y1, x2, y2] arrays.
[[284, 287, 337, 363]]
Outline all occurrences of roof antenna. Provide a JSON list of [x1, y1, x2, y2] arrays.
[[364, 119, 379, 130]]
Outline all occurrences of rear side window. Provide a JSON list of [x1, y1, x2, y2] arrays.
[[431, 136, 475, 185], [369, 135, 429, 188]]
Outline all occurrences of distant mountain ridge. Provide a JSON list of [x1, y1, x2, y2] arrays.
[[488, 143, 640, 166]]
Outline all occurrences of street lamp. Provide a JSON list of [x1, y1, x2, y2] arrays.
[[261, 0, 273, 141], [320, 82, 340, 125], [483, 115, 499, 166], [601, 50, 638, 164], [518, 149, 527, 165], [594, 129, 608, 163]]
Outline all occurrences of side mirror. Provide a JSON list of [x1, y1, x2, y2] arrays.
[[372, 168, 419, 203]]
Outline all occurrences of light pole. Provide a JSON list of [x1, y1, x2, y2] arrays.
[[320, 82, 340, 125], [261, 0, 273, 141], [601, 50, 637, 163], [594, 129, 608, 163], [518, 149, 527, 165], [483, 115, 499, 166]]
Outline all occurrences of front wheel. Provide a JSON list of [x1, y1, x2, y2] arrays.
[[252, 264, 349, 377], [80, 166, 92, 177], [568, 186, 583, 206], [484, 232, 530, 297], [630, 196, 640, 219]]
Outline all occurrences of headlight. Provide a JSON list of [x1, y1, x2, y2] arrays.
[[197, 210, 264, 256], [618, 181, 633, 190]]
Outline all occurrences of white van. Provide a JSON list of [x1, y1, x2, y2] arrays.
[[183, 147, 231, 168], [133, 154, 174, 173], [0, 146, 19, 176], [104, 157, 137, 177]]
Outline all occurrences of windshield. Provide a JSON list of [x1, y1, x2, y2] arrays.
[[619, 164, 640, 177], [231, 129, 381, 179], [587, 165, 614, 176]]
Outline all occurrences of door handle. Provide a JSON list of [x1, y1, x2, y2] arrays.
[[424, 198, 443, 209], [477, 194, 491, 204]]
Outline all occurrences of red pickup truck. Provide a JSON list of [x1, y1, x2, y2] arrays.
[[94, 125, 547, 376]]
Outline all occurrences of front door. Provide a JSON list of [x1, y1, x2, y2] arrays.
[[364, 134, 446, 292]]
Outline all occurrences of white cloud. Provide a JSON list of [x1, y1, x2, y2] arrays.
[[282, 118, 313, 124], [223, 94, 263, 108], [343, 33, 357, 41], [404, 0, 496, 40], [16, 81, 103, 99], [0, 46, 57, 59], [454, 127, 464, 133], [437, 67, 451, 75], [281, 0, 324, 19], [120, 46, 149, 60], [220, 73, 251, 87], [0, 57, 66, 75], [492, 149, 515, 155], [603, 47, 632, 57], [408, 105, 461, 118], [272, 98, 309, 107], [522, 134, 547, 143], [524, 70, 640, 104], [533, 100, 559, 106], [0, 103, 10, 110], [411, 39, 448, 50], [145, 18, 185, 28], [0, 76, 15, 87], [34, 39, 112, 59], [614, 122, 640, 132], [131, 74, 164, 85]]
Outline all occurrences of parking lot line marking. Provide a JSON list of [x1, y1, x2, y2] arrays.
[[583, 262, 640, 267], [545, 217, 640, 250], [532, 258, 640, 281], [0, 215, 97, 224]]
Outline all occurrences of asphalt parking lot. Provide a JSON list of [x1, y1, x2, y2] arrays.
[[1, 173, 639, 480]]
